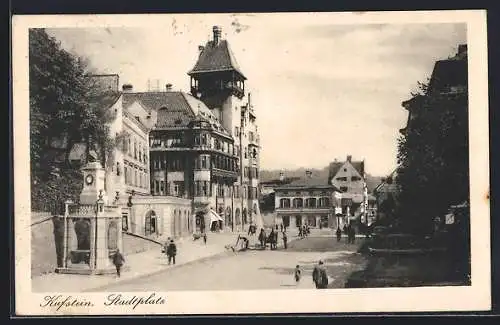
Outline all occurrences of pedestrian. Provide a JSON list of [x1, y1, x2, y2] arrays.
[[273, 230, 278, 249], [345, 224, 351, 244], [312, 260, 329, 289], [275, 224, 279, 231], [258, 228, 266, 249], [166, 239, 177, 265], [282, 231, 288, 249], [336, 227, 342, 242], [112, 249, 125, 278], [298, 226, 303, 238], [350, 226, 356, 244], [294, 265, 302, 284], [319, 222, 322, 230], [269, 228, 276, 250], [203, 232, 207, 245]]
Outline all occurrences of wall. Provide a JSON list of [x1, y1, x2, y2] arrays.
[[31, 218, 57, 276], [128, 196, 193, 240]]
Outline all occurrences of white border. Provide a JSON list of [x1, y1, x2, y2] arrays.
[[13, 10, 490, 315]]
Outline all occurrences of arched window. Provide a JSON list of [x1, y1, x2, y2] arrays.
[[306, 198, 316, 208], [318, 197, 330, 207], [134, 140, 137, 159], [292, 198, 303, 208], [280, 198, 290, 208]]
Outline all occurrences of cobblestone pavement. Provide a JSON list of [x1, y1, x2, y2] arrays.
[[94, 235, 365, 291]]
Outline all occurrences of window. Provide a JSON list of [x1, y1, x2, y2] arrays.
[[160, 181, 165, 195], [174, 183, 179, 196], [134, 140, 137, 160], [340, 186, 348, 192], [201, 156, 207, 169], [280, 198, 291, 208], [244, 167, 249, 178], [202, 181, 208, 196], [306, 198, 317, 208], [318, 197, 330, 207], [201, 134, 208, 146], [249, 131, 254, 142], [138, 144, 142, 162], [351, 176, 362, 181], [116, 162, 121, 176], [134, 170, 138, 186], [336, 177, 348, 181], [155, 180, 159, 194], [293, 198, 303, 208], [124, 166, 128, 184]]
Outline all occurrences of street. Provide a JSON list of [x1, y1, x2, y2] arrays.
[[95, 234, 366, 291]]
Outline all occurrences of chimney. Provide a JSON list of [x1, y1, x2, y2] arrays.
[[347, 155, 352, 162], [213, 26, 222, 45], [166, 83, 173, 91], [122, 84, 133, 93], [457, 44, 467, 58]]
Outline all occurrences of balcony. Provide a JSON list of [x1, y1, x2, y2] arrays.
[[212, 168, 238, 180], [276, 206, 331, 213], [150, 142, 190, 151]]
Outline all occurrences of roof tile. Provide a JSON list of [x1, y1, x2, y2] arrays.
[[188, 40, 246, 79]]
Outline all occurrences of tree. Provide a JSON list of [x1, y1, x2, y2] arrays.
[[396, 78, 469, 234], [29, 29, 121, 211]]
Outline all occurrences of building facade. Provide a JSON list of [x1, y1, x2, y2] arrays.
[[99, 25, 262, 235], [274, 171, 341, 229], [328, 155, 376, 226]]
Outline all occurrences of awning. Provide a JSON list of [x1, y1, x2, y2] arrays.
[[208, 209, 224, 223]]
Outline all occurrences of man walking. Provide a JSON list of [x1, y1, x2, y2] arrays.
[[336, 227, 342, 242], [112, 249, 125, 278], [203, 232, 207, 245], [312, 260, 329, 289], [166, 239, 177, 265], [282, 231, 288, 249], [258, 228, 266, 249]]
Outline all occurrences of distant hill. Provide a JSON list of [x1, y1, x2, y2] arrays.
[[260, 167, 383, 193]]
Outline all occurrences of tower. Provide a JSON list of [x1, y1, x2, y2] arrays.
[[188, 25, 247, 135], [188, 26, 261, 231]]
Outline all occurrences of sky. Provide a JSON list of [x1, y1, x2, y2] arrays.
[[45, 14, 466, 176]]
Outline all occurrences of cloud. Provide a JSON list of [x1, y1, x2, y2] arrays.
[[44, 20, 466, 175]]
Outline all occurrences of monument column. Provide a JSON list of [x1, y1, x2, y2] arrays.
[[94, 196, 112, 273]]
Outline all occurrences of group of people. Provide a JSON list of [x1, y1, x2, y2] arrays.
[[257, 227, 289, 250], [298, 224, 310, 239], [294, 260, 329, 289], [336, 224, 356, 244]]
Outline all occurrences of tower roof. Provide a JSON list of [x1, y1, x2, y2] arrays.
[[188, 37, 246, 79]]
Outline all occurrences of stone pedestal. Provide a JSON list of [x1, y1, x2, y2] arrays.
[[55, 162, 126, 275]]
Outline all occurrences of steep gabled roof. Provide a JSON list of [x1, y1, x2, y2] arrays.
[[328, 159, 365, 183], [328, 162, 344, 181], [122, 91, 230, 135], [188, 40, 246, 79]]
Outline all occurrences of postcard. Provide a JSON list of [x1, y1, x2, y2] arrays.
[[12, 10, 490, 315]]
